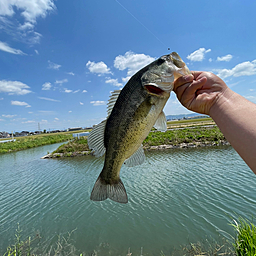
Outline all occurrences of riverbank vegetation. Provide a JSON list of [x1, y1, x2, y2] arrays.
[[0, 133, 73, 154], [0, 118, 219, 156], [47, 125, 226, 158], [143, 126, 224, 148], [232, 217, 256, 256], [4, 218, 255, 256]]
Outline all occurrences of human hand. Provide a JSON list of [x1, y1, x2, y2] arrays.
[[173, 71, 228, 115]]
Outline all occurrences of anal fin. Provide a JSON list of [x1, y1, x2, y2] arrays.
[[124, 145, 145, 167]]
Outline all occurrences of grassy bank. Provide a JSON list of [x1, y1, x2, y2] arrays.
[[0, 133, 73, 154], [48, 125, 226, 157], [5, 218, 255, 255], [143, 126, 224, 148], [232, 217, 256, 255], [167, 117, 214, 129]]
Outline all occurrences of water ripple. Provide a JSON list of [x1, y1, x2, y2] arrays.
[[1, 144, 256, 254]]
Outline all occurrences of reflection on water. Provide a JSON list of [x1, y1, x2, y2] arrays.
[[0, 144, 255, 255]]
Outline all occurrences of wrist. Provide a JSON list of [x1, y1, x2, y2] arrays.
[[209, 88, 237, 120]]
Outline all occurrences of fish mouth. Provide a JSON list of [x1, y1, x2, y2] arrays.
[[145, 84, 165, 95]]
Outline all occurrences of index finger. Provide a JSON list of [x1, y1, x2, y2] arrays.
[[173, 74, 194, 92]]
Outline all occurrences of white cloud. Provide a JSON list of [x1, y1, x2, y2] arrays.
[[0, 41, 26, 55], [18, 21, 34, 30], [217, 54, 233, 62], [0, 97, 3, 100], [21, 120, 36, 124], [48, 60, 61, 70], [73, 90, 80, 93], [54, 117, 59, 121], [2, 114, 16, 118], [11, 100, 31, 107], [90, 101, 106, 106], [122, 76, 130, 83], [34, 49, 39, 55], [42, 82, 51, 90], [0, 0, 55, 22], [216, 60, 256, 79], [68, 111, 72, 113], [0, 80, 32, 95], [55, 78, 68, 84], [22, 120, 35, 124], [82, 90, 87, 93], [114, 51, 155, 77], [105, 78, 123, 87], [0, 0, 55, 45], [38, 97, 60, 102], [80, 102, 84, 105], [86, 61, 111, 75], [38, 110, 55, 114], [209, 58, 213, 62], [67, 72, 75, 76], [187, 48, 211, 62], [64, 88, 72, 93], [26, 31, 42, 45]]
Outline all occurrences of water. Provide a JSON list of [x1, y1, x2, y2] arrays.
[[0, 143, 256, 255]]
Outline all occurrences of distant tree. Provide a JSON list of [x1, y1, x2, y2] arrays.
[[43, 129, 46, 133]]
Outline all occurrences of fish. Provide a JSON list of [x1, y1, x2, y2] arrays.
[[88, 52, 190, 204]]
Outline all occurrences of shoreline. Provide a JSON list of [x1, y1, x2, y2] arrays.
[[41, 139, 230, 159]]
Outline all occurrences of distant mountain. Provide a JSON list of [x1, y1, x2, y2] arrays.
[[166, 113, 207, 120]]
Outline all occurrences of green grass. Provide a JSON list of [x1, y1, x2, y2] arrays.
[[3, 225, 234, 256], [143, 126, 225, 148], [6, 218, 256, 256], [3, 224, 40, 256], [232, 218, 256, 256], [52, 137, 90, 154], [167, 117, 214, 128], [0, 133, 73, 154], [51, 126, 225, 155]]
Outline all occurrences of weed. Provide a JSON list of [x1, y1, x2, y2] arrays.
[[232, 218, 256, 256]]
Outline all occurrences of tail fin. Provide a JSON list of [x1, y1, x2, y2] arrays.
[[90, 175, 128, 204]]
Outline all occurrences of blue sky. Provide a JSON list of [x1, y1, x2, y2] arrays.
[[1, 0, 256, 132]]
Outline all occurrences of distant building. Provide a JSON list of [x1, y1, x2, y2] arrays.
[[73, 132, 90, 139], [0, 132, 10, 138], [67, 127, 83, 132], [50, 130, 61, 133], [20, 131, 30, 136]]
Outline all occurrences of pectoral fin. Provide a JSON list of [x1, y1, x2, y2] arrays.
[[153, 111, 167, 132]]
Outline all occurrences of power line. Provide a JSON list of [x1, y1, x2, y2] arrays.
[[115, 0, 168, 49]]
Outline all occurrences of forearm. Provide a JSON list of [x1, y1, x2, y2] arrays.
[[209, 88, 256, 173]]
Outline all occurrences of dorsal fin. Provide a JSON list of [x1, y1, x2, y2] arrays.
[[153, 111, 167, 132], [124, 145, 145, 167], [107, 90, 121, 116], [87, 120, 107, 157]]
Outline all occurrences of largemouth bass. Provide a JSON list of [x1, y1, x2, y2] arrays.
[[88, 52, 190, 204]]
